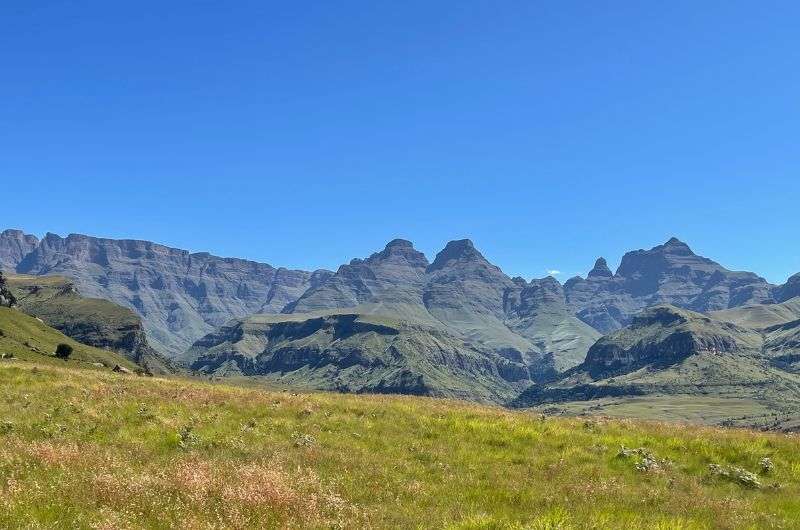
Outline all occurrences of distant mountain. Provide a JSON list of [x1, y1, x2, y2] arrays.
[[2, 228, 797, 386], [182, 311, 529, 403], [565, 238, 776, 333], [1, 230, 329, 356], [512, 304, 800, 429]]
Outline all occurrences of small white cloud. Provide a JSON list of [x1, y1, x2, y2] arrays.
[[546, 269, 561, 276]]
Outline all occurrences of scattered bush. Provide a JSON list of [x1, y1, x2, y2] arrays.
[[617, 445, 671, 472], [292, 432, 316, 448], [708, 464, 762, 489], [178, 424, 200, 449], [54, 343, 74, 360], [759, 457, 775, 474]]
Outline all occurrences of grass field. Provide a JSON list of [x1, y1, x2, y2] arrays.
[[2, 358, 800, 529]]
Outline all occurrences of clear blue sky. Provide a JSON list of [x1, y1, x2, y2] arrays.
[[2, 1, 798, 283]]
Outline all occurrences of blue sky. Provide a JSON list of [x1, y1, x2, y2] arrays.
[[2, 1, 798, 283]]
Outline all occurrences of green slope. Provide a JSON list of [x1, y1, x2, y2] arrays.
[[712, 297, 800, 329], [7, 274, 175, 374], [0, 306, 139, 370], [1, 361, 800, 528]]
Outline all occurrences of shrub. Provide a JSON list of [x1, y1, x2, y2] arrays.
[[55, 343, 74, 360]]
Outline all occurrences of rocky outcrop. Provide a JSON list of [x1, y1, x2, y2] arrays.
[[8, 231, 328, 356]]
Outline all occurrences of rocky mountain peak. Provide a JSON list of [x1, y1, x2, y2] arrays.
[[428, 239, 487, 271], [370, 239, 429, 268], [587, 257, 613, 278], [660, 236, 693, 254], [385, 238, 414, 249]]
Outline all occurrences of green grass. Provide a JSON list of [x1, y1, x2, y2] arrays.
[[0, 307, 138, 371], [1, 359, 800, 528]]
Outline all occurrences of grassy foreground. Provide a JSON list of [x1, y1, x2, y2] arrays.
[[1, 361, 799, 529]]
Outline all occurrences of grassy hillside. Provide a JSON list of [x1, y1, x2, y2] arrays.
[[1, 360, 800, 528], [0, 307, 139, 371], [7, 274, 175, 374]]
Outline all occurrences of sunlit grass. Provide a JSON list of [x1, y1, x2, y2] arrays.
[[1, 360, 799, 528]]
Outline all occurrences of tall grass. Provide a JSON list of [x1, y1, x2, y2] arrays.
[[1, 361, 798, 528]]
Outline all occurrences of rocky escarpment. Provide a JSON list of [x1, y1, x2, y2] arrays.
[[564, 238, 776, 333], [3, 230, 329, 356], [183, 312, 529, 403]]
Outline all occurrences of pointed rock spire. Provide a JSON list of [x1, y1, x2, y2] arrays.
[[588, 257, 613, 278]]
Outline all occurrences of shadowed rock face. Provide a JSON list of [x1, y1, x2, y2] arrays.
[[6, 231, 329, 356], [565, 238, 776, 333]]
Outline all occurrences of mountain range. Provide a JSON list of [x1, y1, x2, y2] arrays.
[[2, 227, 799, 413]]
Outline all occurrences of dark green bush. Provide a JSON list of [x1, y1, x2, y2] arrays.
[[55, 343, 74, 360]]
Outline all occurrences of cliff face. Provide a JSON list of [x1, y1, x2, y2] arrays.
[[7, 231, 327, 356]]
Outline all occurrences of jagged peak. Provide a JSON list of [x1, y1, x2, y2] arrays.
[[660, 237, 693, 253], [588, 257, 613, 278]]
